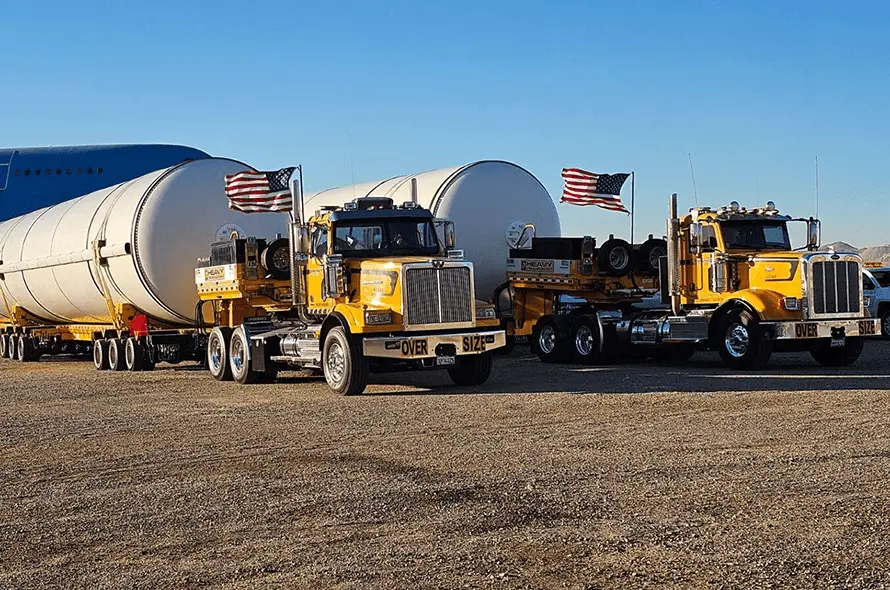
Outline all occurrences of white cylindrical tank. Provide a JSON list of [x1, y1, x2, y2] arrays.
[[0, 158, 284, 326], [305, 161, 561, 297]]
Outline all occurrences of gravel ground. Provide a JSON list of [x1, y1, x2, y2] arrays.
[[2, 343, 890, 589]]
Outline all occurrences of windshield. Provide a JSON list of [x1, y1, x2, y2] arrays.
[[332, 219, 440, 257], [720, 220, 791, 251], [871, 270, 890, 288]]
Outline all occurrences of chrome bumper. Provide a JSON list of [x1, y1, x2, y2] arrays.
[[363, 330, 506, 359], [765, 318, 881, 340]]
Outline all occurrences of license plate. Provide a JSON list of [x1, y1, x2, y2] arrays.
[[436, 355, 456, 366], [830, 338, 845, 348]]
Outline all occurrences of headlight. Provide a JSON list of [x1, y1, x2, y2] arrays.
[[365, 311, 392, 325], [782, 297, 800, 311], [475, 307, 497, 320]]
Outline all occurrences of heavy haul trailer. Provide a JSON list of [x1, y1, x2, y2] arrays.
[[0, 158, 283, 370], [494, 232, 666, 363], [501, 194, 882, 369], [196, 195, 506, 395]]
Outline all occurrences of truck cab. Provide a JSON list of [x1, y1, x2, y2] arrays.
[[196, 196, 505, 395]]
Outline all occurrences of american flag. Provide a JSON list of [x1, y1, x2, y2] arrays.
[[561, 168, 630, 213], [224, 167, 297, 213]]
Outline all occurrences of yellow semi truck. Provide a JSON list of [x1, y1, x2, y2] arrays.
[[195, 196, 505, 395], [501, 194, 880, 369]]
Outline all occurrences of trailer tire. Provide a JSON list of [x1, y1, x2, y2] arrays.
[[323, 326, 368, 395], [448, 351, 494, 386], [598, 238, 633, 276], [207, 327, 234, 381], [531, 315, 570, 363], [8, 334, 20, 360], [0, 334, 7, 358], [125, 338, 146, 371], [93, 339, 110, 370], [17, 335, 36, 362], [636, 238, 668, 275], [715, 308, 772, 369], [230, 327, 261, 385], [570, 314, 602, 364], [107, 338, 126, 371], [810, 337, 865, 367]]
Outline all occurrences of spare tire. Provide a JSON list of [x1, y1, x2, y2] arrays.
[[261, 238, 291, 280], [597, 238, 633, 276], [636, 238, 668, 275]]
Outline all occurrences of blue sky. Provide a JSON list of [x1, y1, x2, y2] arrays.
[[2, 0, 889, 246]]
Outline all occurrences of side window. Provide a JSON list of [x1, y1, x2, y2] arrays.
[[311, 226, 328, 258], [688, 224, 718, 252], [863, 275, 877, 291]]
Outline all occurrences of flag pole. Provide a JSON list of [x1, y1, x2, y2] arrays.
[[629, 171, 635, 244]]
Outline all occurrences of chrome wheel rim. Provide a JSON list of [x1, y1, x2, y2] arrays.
[[209, 334, 224, 373], [610, 248, 629, 271], [649, 247, 666, 268], [725, 323, 750, 358], [326, 341, 346, 384], [231, 336, 245, 373], [538, 325, 557, 354], [883, 316, 890, 335], [575, 325, 595, 356]]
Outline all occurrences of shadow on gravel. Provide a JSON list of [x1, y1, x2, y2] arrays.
[[363, 342, 890, 397]]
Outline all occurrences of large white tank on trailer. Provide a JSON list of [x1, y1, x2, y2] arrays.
[[305, 161, 561, 297], [0, 158, 284, 326]]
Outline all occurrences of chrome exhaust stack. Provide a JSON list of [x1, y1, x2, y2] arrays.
[[667, 192, 682, 315]]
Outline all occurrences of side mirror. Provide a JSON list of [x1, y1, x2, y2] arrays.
[[689, 223, 702, 254], [443, 220, 456, 250], [806, 219, 820, 250]]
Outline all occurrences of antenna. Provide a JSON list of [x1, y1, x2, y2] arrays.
[[688, 153, 700, 206], [814, 155, 819, 218]]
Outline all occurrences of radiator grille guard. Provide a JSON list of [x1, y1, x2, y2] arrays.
[[403, 264, 474, 329], [806, 256, 862, 318]]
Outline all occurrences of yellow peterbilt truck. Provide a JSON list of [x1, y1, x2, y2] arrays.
[[195, 196, 505, 395], [501, 194, 880, 369]]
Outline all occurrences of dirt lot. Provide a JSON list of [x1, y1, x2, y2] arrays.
[[2, 343, 890, 589]]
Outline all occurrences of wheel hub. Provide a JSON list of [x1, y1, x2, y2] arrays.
[[610, 249, 629, 271], [209, 336, 223, 372], [326, 341, 346, 383], [725, 323, 750, 358], [539, 325, 556, 354], [231, 338, 245, 371], [575, 325, 594, 356]]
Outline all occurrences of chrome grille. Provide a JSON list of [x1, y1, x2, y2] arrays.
[[810, 260, 860, 316], [405, 265, 473, 327]]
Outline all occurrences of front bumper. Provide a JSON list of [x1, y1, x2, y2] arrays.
[[764, 318, 881, 340], [363, 330, 506, 359]]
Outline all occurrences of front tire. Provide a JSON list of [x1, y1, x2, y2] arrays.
[[715, 308, 773, 369], [323, 326, 368, 395], [207, 327, 234, 381], [881, 312, 890, 339], [810, 337, 865, 367], [447, 352, 493, 386]]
